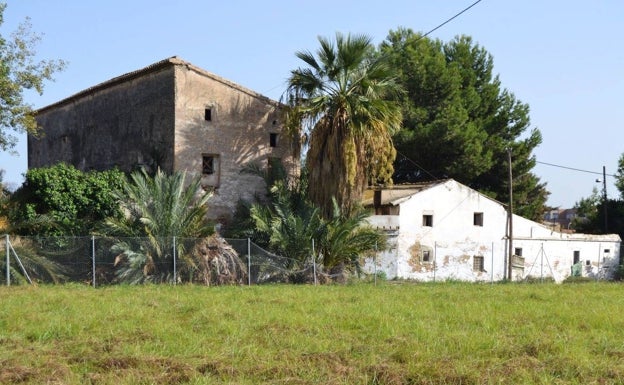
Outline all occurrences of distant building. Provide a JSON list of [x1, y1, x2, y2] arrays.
[[29, 57, 299, 222], [363, 180, 620, 282], [543, 208, 578, 231]]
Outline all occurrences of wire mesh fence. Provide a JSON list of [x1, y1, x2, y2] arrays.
[[0, 235, 329, 287]]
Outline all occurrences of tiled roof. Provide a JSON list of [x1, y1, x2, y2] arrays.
[[361, 180, 446, 206]]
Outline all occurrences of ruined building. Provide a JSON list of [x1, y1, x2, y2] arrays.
[[29, 57, 299, 222]]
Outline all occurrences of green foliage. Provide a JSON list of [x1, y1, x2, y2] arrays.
[[382, 29, 548, 220], [616, 153, 624, 199], [0, 3, 66, 152], [286, 32, 403, 218], [102, 169, 215, 283], [8, 163, 124, 235], [573, 186, 624, 239], [319, 201, 385, 276], [233, 161, 385, 282]]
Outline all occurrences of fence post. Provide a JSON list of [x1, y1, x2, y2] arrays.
[[5, 234, 9, 286], [172, 236, 177, 285], [247, 238, 251, 286], [91, 236, 96, 288], [312, 239, 317, 286], [433, 242, 437, 283], [491, 242, 494, 284], [374, 242, 377, 286]]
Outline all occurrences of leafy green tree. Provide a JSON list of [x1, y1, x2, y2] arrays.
[[381, 29, 548, 220], [0, 3, 66, 152], [102, 169, 215, 283], [286, 32, 403, 218], [0, 169, 8, 231], [8, 163, 124, 235], [572, 187, 601, 232], [615, 153, 624, 199]]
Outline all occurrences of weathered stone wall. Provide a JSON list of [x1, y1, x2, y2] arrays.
[[29, 58, 300, 224], [31, 67, 176, 173], [173, 64, 299, 222]]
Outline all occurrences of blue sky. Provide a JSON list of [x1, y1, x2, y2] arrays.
[[1, 0, 622, 208]]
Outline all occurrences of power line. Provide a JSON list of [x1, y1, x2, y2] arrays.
[[536, 161, 616, 178], [395, 150, 439, 180], [417, 0, 483, 41]]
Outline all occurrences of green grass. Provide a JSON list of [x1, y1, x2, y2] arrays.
[[1, 282, 624, 384]]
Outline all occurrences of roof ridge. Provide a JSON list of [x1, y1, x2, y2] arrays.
[[36, 56, 279, 114]]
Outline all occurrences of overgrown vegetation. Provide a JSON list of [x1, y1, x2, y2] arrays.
[[227, 163, 385, 283], [1, 283, 624, 384], [8, 163, 124, 236], [100, 169, 234, 284]]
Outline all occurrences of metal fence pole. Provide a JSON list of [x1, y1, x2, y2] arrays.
[[5, 234, 9, 286], [246, 238, 251, 286], [491, 242, 494, 284], [433, 242, 437, 283], [92, 236, 96, 288], [374, 242, 377, 286], [172, 236, 177, 285], [312, 239, 317, 286]]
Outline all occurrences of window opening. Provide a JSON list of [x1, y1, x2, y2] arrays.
[[473, 256, 485, 272], [204, 108, 212, 121], [422, 214, 433, 227], [269, 133, 278, 147], [473, 212, 483, 226], [514, 247, 522, 257], [202, 155, 215, 175], [573, 250, 580, 264]]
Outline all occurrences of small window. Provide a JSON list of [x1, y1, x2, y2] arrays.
[[204, 108, 212, 121], [514, 247, 523, 257], [604, 249, 611, 254], [473, 256, 485, 272], [202, 155, 215, 175], [573, 250, 580, 264], [422, 214, 433, 227], [585, 260, 591, 266], [473, 212, 483, 226], [269, 133, 278, 147], [422, 250, 431, 263]]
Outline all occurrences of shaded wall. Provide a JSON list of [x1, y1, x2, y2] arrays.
[[30, 67, 176, 173]]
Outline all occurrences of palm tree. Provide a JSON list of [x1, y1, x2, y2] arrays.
[[286, 33, 403, 218], [102, 169, 216, 283], [318, 201, 386, 280]]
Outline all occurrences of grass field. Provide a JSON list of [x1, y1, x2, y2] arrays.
[[1, 282, 624, 384]]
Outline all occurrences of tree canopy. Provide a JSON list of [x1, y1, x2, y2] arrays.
[[286, 32, 403, 218], [381, 29, 548, 220], [0, 3, 66, 152], [8, 163, 124, 235]]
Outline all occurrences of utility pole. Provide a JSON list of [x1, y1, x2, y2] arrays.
[[507, 148, 513, 281], [603, 165, 608, 233]]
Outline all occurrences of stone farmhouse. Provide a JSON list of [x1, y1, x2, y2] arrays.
[[29, 57, 299, 222], [363, 179, 621, 282]]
